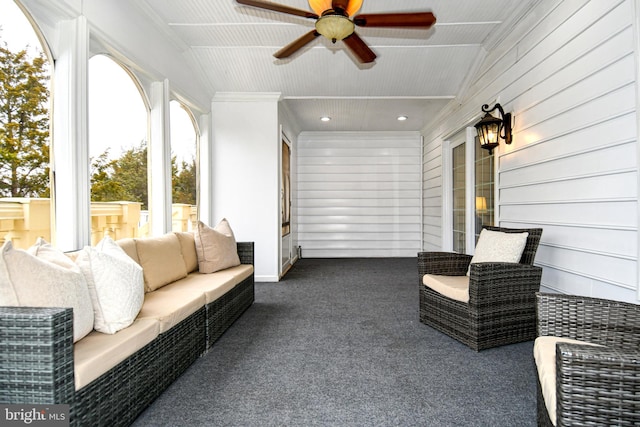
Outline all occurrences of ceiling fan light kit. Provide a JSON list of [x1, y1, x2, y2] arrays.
[[315, 14, 354, 42], [236, 0, 436, 64]]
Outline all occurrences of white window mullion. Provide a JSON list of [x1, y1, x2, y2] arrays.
[[52, 16, 90, 251], [198, 113, 213, 226], [149, 80, 172, 235]]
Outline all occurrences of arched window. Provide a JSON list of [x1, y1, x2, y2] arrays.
[[0, 1, 52, 249], [170, 100, 198, 232], [88, 54, 149, 242]]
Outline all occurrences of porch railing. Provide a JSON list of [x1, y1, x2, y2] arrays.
[[0, 198, 197, 249]]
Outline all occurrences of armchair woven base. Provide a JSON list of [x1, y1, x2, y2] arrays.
[[419, 283, 538, 351]]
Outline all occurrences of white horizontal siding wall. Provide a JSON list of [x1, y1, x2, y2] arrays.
[[297, 132, 422, 258], [422, 0, 640, 303], [422, 135, 444, 251]]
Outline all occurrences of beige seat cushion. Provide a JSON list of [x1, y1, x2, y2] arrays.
[[74, 318, 159, 390], [135, 233, 188, 292], [534, 336, 602, 426], [222, 264, 254, 282], [137, 283, 205, 333], [423, 274, 470, 303], [176, 265, 254, 304]]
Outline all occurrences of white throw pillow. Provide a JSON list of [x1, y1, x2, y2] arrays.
[[0, 239, 94, 342], [194, 219, 241, 274], [467, 229, 529, 276], [76, 236, 144, 334]]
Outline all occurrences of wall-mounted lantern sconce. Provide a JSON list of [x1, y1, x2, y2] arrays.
[[473, 103, 512, 154]]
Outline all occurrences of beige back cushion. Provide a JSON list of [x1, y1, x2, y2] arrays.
[[135, 233, 188, 292], [174, 232, 198, 273], [117, 238, 140, 265]]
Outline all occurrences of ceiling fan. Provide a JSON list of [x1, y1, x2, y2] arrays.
[[236, 0, 436, 63]]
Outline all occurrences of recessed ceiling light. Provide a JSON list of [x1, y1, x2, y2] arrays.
[[397, 115, 408, 121], [320, 116, 331, 122]]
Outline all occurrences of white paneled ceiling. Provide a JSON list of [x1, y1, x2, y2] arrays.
[[134, 0, 539, 132]]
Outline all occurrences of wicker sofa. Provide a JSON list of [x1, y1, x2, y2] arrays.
[[535, 293, 640, 427], [0, 232, 255, 427]]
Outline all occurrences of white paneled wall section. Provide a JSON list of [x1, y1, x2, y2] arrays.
[[297, 132, 422, 258], [421, 0, 640, 303]]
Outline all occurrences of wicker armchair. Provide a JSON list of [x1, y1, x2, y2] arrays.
[[536, 293, 640, 427], [418, 226, 543, 351]]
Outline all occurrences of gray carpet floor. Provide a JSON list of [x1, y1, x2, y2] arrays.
[[132, 258, 537, 426]]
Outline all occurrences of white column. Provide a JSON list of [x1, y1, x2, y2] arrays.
[[198, 113, 213, 226], [149, 80, 172, 235], [211, 92, 281, 281], [51, 17, 90, 251]]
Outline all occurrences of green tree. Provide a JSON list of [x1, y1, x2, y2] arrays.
[[91, 145, 198, 209], [172, 156, 196, 205], [91, 142, 148, 209], [0, 42, 50, 197], [90, 149, 128, 202], [112, 143, 148, 208]]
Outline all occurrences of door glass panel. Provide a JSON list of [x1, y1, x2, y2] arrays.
[[474, 136, 494, 243], [452, 143, 466, 253]]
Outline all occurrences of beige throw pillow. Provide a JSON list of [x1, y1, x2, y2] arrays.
[[0, 239, 94, 342], [194, 219, 241, 274], [76, 236, 144, 334], [135, 233, 188, 292], [467, 229, 529, 276]]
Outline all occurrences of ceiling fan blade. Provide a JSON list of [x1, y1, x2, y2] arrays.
[[274, 30, 320, 59], [343, 32, 376, 63], [236, 0, 319, 19], [354, 12, 436, 28]]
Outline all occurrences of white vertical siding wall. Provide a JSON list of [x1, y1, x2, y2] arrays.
[[297, 132, 422, 258], [422, 0, 640, 303]]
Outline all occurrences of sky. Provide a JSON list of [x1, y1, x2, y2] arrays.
[[1, 0, 196, 164]]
